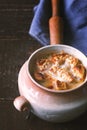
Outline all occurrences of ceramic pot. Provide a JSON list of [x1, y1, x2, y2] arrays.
[[14, 45, 87, 122]]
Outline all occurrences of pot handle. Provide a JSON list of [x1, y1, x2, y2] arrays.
[[49, 0, 63, 45], [13, 96, 31, 112]]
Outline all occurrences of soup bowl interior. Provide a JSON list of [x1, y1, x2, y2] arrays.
[[27, 45, 87, 93]]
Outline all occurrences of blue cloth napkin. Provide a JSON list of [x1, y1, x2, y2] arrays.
[[29, 0, 87, 56]]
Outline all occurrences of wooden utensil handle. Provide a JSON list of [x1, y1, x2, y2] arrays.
[[49, 0, 63, 45], [51, 0, 60, 16]]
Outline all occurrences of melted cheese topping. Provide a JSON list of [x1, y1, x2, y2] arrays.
[[34, 51, 86, 90]]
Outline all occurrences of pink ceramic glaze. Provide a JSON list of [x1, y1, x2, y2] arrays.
[[14, 45, 87, 122]]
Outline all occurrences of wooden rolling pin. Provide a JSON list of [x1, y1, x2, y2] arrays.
[[49, 0, 63, 45]]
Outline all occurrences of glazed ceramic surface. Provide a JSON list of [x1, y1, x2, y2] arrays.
[[14, 45, 87, 122]]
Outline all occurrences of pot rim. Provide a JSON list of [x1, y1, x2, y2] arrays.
[[27, 44, 87, 93]]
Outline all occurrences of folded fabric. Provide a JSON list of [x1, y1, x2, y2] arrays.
[[29, 0, 87, 56]]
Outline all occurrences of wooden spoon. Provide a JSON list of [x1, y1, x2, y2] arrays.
[[49, 0, 63, 45]]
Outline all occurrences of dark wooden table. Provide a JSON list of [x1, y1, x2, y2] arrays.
[[0, 0, 87, 130]]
